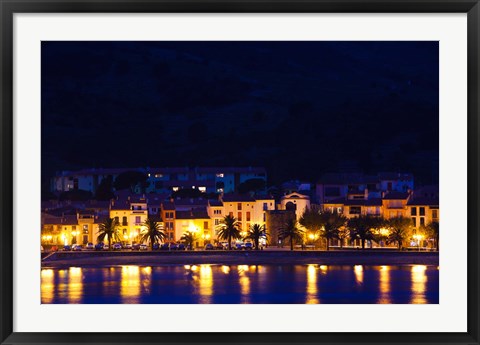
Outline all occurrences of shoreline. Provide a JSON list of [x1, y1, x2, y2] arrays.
[[41, 251, 439, 268]]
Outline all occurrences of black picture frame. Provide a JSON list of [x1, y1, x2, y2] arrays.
[[1, 1, 479, 344]]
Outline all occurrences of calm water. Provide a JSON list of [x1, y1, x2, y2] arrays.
[[41, 264, 439, 304]]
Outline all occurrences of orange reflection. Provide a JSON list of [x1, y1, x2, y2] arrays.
[[354, 265, 363, 285], [221, 265, 230, 274], [411, 265, 427, 304], [306, 264, 319, 304], [377, 266, 391, 304], [68, 267, 83, 304], [121, 266, 140, 303], [41, 269, 54, 304], [199, 265, 213, 303]]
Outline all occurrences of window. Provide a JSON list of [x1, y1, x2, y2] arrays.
[[83, 225, 89, 234], [419, 207, 425, 216], [420, 217, 425, 226], [114, 217, 119, 224], [432, 209, 438, 219], [172, 187, 179, 192], [246, 212, 251, 222], [229, 212, 233, 217], [135, 216, 141, 224], [263, 202, 268, 210], [199, 187, 206, 192], [155, 173, 163, 178], [123, 229, 127, 235], [238, 212, 242, 221], [412, 218, 417, 227], [214, 219, 220, 226], [263, 213, 266, 222], [237, 203, 242, 210], [216, 173, 224, 178], [122, 216, 128, 225], [349, 207, 361, 215], [411, 207, 417, 216], [204, 221, 208, 229], [83, 235, 88, 244]]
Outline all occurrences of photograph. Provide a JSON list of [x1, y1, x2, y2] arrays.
[[40, 41, 440, 304]]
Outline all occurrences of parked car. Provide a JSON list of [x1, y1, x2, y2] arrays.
[[215, 242, 224, 250], [62, 245, 71, 251], [152, 243, 160, 250], [139, 244, 148, 251], [177, 243, 186, 251], [85, 242, 95, 250], [204, 243, 214, 250], [112, 243, 122, 250], [160, 243, 170, 251], [95, 243, 104, 251], [220, 242, 229, 250], [169, 243, 178, 251], [124, 243, 132, 250], [244, 242, 254, 250], [132, 243, 140, 250], [72, 244, 83, 251], [103, 244, 109, 251], [51, 245, 58, 252], [234, 242, 244, 250]]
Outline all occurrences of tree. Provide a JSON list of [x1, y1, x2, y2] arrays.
[[423, 221, 439, 251], [347, 215, 381, 249], [181, 231, 198, 250], [97, 218, 121, 250], [95, 175, 114, 200], [244, 224, 267, 250], [140, 218, 166, 250], [113, 171, 148, 192], [278, 219, 304, 251], [299, 207, 323, 245], [216, 214, 242, 250], [237, 178, 266, 194], [337, 226, 350, 249], [387, 216, 413, 250], [318, 210, 347, 251]]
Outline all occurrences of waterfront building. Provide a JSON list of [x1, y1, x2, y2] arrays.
[[279, 192, 311, 220]]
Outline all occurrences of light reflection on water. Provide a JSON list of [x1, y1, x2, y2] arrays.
[[41, 264, 438, 304]]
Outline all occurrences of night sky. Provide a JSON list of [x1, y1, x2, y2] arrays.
[[41, 41, 439, 190]]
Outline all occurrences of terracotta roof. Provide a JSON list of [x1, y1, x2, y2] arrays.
[[407, 197, 439, 206], [344, 198, 382, 206], [175, 208, 210, 219], [208, 200, 223, 207], [221, 194, 256, 202], [383, 191, 410, 200]]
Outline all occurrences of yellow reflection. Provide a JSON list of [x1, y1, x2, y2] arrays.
[[191, 265, 198, 272], [41, 269, 54, 304], [221, 265, 230, 274], [68, 267, 83, 304], [199, 265, 213, 303], [411, 265, 428, 304], [319, 265, 328, 271], [121, 266, 140, 303], [141, 266, 152, 293], [377, 266, 391, 304], [238, 265, 249, 272], [354, 265, 363, 285], [306, 265, 319, 304], [184, 265, 191, 270]]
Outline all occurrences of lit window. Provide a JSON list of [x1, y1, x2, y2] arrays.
[[172, 187, 179, 192], [199, 187, 206, 192], [216, 173, 224, 178], [155, 174, 163, 178]]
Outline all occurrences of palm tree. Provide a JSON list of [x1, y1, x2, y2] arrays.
[[337, 226, 350, 249], [347, 215, 380, 249], [244, 223, 267, 250], [181, 231, 198, 250], [387, 217, 413, 250], [97, 218, 121, 250], [278, 219, 304, 251], [140, 218, 166, 250], [318, 210, 347, 251], [216, 214, 241, 250]]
